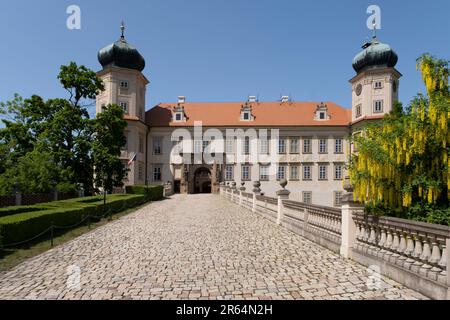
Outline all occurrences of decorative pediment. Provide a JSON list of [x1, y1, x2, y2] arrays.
[[240, 102, 255, 121], [314, 102, 330, 121]]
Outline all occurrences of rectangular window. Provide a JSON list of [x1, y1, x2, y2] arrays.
[[278, 138, 286, 154], [356, 104, 362, 118], [242, 137, 250, 155], [259, 139, 269, 155], [153, 166, 162, 182], [290, 138, 299, 154], [260, 165, 269, 181], [120, 81, 129, 89], [242, 112, 250, 120], [139, 135, 144, 154], [226, 139, 234, 154], [319, 139, 328, 154], [175, 113, 182, 121], [303, 165, 312, 180], [121, 133, 128, 151], [138, 163, 144, 180], [319, 112, 326, 120], [334, 191, 343, 207], [153, 137, 162, 155], [119, 102, 128, 114], [374, 81, 383, 89], [241, 165, 251, 181], [303, 138, 312, 154], [225, 165, 234, 181], [277, 165, 286, 181], [290, 165, 299, 180], [374, 100, 384, 113], [302, 191, 312, 204], [203, 140, 210, 153], [319, 165, 328, 180], [335, 139, 343, 154], [194, 140, 202, 154], [334, 164, 343, 180]]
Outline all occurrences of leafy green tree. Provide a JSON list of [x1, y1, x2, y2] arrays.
[[0, 62, 105, 195], [349, 54, 449, 225], [93, 104, 128, 193]]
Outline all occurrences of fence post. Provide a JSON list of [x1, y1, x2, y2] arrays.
[[340, 177, 363, 259], [276, 179, 290, 225], [252, 181, 261, 213], [53, 187, 58, 201], [239, 183, 246, 207]]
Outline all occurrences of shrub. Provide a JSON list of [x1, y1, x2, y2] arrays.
[[0, 194, 145, 245], [125, 185, 164, 201], [0, 206, 51, 218]]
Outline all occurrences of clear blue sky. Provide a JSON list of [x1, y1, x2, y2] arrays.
[[1, 0, 449, 117]]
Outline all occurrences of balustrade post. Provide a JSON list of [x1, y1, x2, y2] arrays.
[[340, 177, 364, 259], [447, 238, 450, 298], [231, 182, 237, 203], [276, 179, 290, 225], [252, 181, 261, 213], [239, 183, 246, 207]]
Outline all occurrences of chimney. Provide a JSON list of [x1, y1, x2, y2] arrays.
[[248, 95, 257, 103], [178, 96, 186, 104], [281, 96, 289, 103]]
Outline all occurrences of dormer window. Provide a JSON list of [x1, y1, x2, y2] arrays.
[[240, 103, 254, 121], [314, 103, 329, 121], [173, 105, 186, 122], [319, 112, 326, 120]]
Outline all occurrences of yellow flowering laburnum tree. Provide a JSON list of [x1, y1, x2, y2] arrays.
[[349, 54, 449, 225]]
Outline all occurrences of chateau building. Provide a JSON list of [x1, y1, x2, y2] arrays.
[[95, 25, 400, 207]]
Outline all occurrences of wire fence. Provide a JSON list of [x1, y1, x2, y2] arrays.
[[0, 197, 149, 252]]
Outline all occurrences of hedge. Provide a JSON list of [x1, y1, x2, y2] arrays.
[[125, 185, 164, 201], [0, 194, 146, 246]]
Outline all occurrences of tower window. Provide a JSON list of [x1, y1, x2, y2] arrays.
[[119, 102, 128, 114], [374, 100, 384, 113], [355, 104, 362, 118], [374, 81, 383, 89], [120, 81, 129, 89]]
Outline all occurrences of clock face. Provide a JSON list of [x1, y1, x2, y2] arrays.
[[355, 84, 363, 96]]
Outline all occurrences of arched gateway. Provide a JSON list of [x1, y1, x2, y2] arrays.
[[194, 168, 212, 194]]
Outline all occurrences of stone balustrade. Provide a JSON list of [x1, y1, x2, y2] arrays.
[[218, 180, 450, 300]]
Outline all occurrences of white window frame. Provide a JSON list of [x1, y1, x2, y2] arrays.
[[374, 100, 384, 113], [241, 165, 251, 181], [302, 191, 312, 204], [120, 81, 129, 89], [119, 101, 128, 114], [319, 164, 328, 180], [356, 104, 362, 118], [259, 139, 269, 155], [242, 137, 250, 155], [334, 191, 343, 207], [374, 81, 383, 89], [278, 138, 286, 154], [225, 165, 234, 181], [303, 139, 312, 154], [226, 139, 234, 154], [290, 138, 299, 154], [277, 165, 286, 181], [303, 165, 312, 180], [153, 166, 162, 182], [259, 165, 269, 181], [319, 139, 328, 154], [334, 138, 343, 154], [153, 137, 162, 155], [290, 165, 299, 180], [334, 164, 343, 180]]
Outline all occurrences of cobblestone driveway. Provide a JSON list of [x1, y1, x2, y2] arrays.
[[0, 194, 427, 300]]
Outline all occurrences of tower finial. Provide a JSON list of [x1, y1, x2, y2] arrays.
[[372, 20, 377, 39], [120, 20, 125, 38]]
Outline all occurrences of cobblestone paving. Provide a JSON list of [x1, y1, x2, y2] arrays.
[[0, 195, 427, 300]]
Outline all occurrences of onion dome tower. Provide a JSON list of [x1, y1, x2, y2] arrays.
[[349, 28, 402, 126]]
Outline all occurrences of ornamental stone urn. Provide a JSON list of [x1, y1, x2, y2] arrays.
[[252, 181, 261, 194], [239, 182, 246, 192], [231, 182, 237, 190], [279, 178, 288, 189]]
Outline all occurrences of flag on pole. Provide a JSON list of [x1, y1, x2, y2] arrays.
[[127, 153, 137, 166]]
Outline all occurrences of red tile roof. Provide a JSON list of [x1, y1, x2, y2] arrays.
[[145, 102, 351, 127]]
